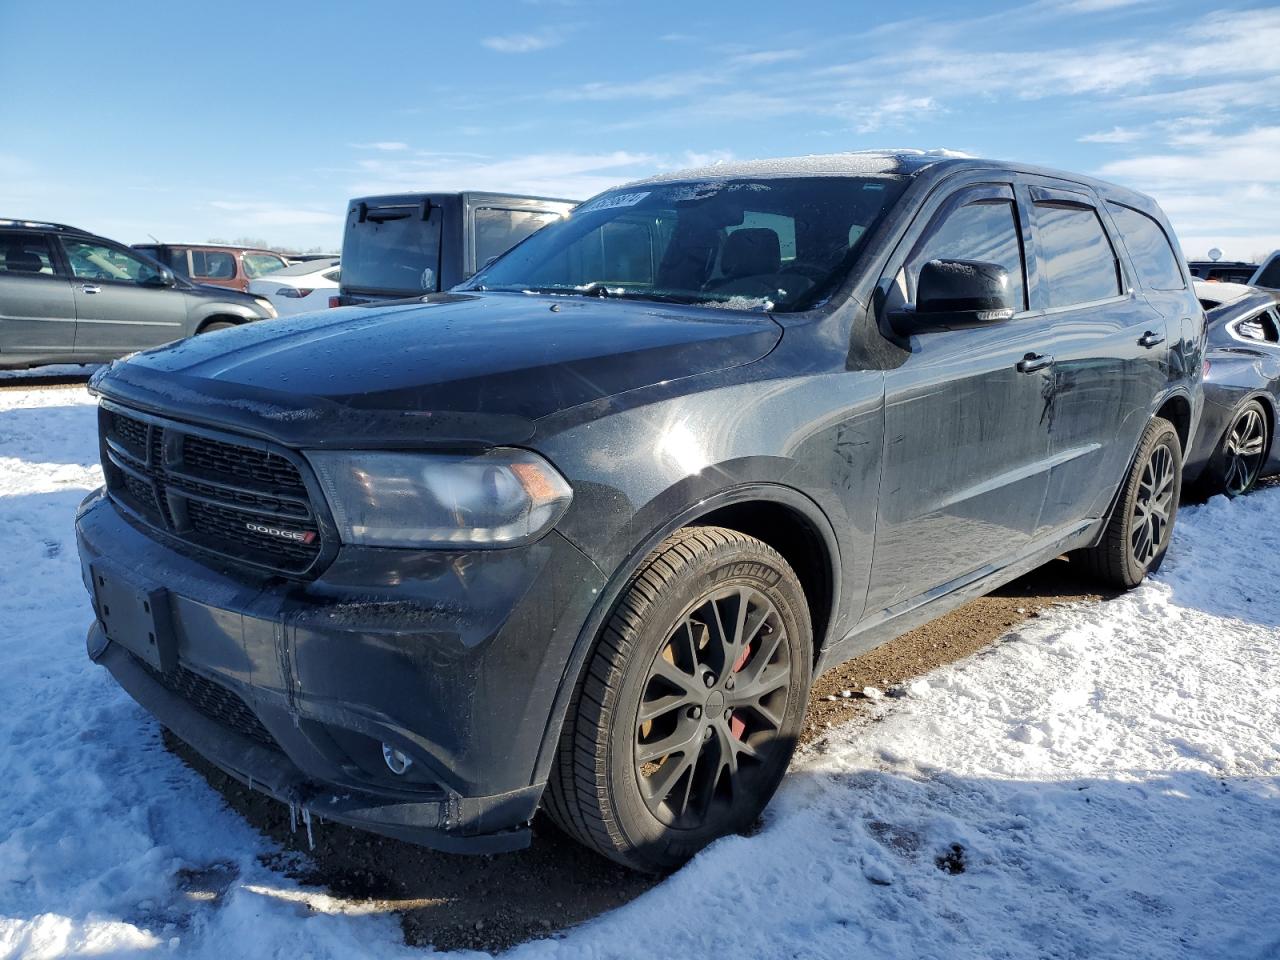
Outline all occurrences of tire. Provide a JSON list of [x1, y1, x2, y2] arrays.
[[1206, 400, 1269, 498], [1076, 416, 1182, 589], [198, 320, 237, 334], [544, 526, 812, 872]]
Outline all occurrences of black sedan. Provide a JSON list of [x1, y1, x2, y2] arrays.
[[1185, 281, 1280, 496]]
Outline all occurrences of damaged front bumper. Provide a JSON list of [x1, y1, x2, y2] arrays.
[[76, 487, 605, 854]]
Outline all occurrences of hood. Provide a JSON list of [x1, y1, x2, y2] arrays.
[[95, 292, 781, 447], [185, 281, 260, 304]]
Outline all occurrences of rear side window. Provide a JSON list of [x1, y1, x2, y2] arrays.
[[242, 252, 287, 278], [1236, 307, 1280, 343], [0, 234, 57, 275], [1107, 204, 1186, 292], [1256, 258, 1280, 289], [474, 208, 564, 268], [908, 199, 1027, 312], [191, 250, 236, 279], [1033, 201, 1122, 307]]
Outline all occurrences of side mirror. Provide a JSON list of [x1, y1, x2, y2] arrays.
[[142, 267, 176, 288], [890, 259, 1014, 337]]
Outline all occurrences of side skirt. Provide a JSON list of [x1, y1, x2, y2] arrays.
[[816, 517, 1100, 676]]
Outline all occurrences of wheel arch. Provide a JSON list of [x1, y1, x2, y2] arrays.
[[1155, 391, 1192, 454], [531, 483, 842, 787], [195, 314, 246, 334]]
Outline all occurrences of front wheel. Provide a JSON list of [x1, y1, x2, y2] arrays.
[[544, 526, 812, 872], [1076, 416, 1182, 589]]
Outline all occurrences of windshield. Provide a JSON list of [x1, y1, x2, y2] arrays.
[[464, 176, 905, 312], [342, 203, 442, 295]]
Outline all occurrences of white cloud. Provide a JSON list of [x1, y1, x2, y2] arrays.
[[481, 28, 567, 53], [1079, 127, 1143, 144], [1098, 127, 1280, 261], [730, 49, 805, 66], [207, 201, 341, 227], [349, 141, 409, 152], [849, 95, 940, 134], [349, 150, 663, 201]]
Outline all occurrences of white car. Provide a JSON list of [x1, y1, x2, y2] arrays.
[[247, 258, 340, 316]]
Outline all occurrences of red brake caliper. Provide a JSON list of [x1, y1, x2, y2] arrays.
[[729, 644, 750, 740]]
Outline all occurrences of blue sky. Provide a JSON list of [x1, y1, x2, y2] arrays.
[[2, 0, 1278, 259]]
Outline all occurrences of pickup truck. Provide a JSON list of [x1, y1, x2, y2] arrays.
[[335, 191, 576, 304]]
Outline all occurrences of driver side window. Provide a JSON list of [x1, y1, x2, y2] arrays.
[[906, 199, 1028, 312], [59, 239, 160, 284]]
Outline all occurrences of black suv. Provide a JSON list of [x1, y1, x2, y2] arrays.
[[75, 152, 1204, 871], [336, 191, 576, 304], [0, 220, 277, 369]]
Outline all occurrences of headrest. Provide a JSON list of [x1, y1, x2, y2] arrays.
[[4, 249, 43, 273], [721, 228, 781, 279]]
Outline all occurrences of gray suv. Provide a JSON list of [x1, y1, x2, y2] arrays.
[[0, 219, 277, 369]]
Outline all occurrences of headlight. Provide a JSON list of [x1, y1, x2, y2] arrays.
[[306, 448, 572, 548], [253, 297, 278, 318]]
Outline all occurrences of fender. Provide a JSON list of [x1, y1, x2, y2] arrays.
[[529, 480, 842, 787]]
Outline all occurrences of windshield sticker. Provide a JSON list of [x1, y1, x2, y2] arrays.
[[577, 191, 650, 214]]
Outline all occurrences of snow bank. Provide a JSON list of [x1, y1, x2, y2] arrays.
[[1, 386, 1277, 959]]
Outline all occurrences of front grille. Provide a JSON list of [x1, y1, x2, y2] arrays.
[[138, 656, 280, 750], [100, 405, 325, 576]]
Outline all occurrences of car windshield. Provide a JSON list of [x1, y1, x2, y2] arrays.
[[464, 176, 906, 312], [342, 203, 443, 295]]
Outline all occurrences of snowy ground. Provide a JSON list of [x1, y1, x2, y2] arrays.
[[1, 384, 1277, 960]]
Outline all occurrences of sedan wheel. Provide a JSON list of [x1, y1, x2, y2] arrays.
[[1218, 402, 1268, 497]]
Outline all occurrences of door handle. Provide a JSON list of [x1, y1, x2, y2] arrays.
[[80, 284, 101, 295], [1138, 330, 1165, 348], [1017, 352, 1054, 373]]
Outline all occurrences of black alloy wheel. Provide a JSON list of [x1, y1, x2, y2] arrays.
[[1075, 416, 1182, 589], [634, 585, 792, 829], [544, 527, 812, 872]]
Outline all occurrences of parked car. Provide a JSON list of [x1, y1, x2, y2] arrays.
[[1188, 259, 1259, 284], [1250, 251, 1280, 292], [283, 253, 340, 265], [1183, 280, 1280, 496], [247, 257, 340, 316], [76, 151, 1203, 872], [335, 191, 575, 304], [132, 243, 290, 292], [0, 219, 276, 368]]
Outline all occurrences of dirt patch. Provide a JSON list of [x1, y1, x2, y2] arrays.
[[163, 556, 1113, 952]]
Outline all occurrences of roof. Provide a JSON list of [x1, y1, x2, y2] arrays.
[[624, 150, 968, 187], [133, 242, 284, 254], [614, 149, 1153, 209], [268, 258, 340, 277]]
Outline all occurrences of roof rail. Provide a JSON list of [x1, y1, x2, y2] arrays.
[[0, 218, 90, 233]]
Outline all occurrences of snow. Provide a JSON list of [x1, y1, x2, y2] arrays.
[[625, 149, 966, 185], [1, 384, 1278, 959]]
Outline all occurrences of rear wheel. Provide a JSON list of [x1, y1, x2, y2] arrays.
[[1208, 400, 1268, 497], [1076, 416, 1182, 589], [544, 526, 811, 872]]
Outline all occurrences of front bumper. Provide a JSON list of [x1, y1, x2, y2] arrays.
[[76, 488, 605, 853]]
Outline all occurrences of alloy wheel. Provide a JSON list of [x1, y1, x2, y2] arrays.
[[1222, 407, 1266, 496], [1131, 442, 1175, 566], [634, 585, 792, 829]]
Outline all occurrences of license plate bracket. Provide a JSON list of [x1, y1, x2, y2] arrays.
[[90, 561, 176, 673]]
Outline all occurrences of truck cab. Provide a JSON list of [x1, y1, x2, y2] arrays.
[[335, 191, 576, 305]]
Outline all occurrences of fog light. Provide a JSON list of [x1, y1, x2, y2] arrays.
[[382, 743, 413, 775]]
